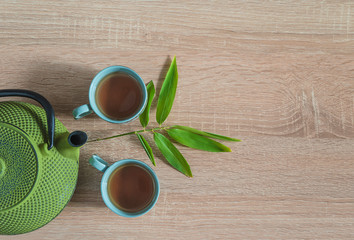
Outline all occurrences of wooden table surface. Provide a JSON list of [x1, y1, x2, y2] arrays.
[[1, 1, 354, 239]]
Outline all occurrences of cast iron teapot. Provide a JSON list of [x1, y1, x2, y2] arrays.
[[0, 89, 87, 235]]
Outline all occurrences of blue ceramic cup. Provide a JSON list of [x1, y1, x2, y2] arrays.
[[89, 155, 160, 218], [73, 66, 147, 123]]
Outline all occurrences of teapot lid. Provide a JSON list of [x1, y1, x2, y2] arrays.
[[0, 123, 38, 211]]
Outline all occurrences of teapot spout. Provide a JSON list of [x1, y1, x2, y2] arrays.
[[68, 131, 88, 148], [55, 131, 87, 160]]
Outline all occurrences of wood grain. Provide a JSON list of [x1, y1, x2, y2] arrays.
[[0, 0, 353, 239]]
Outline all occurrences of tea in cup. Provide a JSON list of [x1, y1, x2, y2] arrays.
[[73, 66, 147, 123], [89, 155, 159, 217]]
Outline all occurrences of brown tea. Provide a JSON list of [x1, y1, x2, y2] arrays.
[[96, 72, 143, 120], [108, 164, 155, 212]]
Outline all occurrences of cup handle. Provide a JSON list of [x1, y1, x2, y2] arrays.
[[73, 104, 93, 120], [89, 154, 109, 172]]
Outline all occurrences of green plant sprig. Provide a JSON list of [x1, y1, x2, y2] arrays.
[[89, 56, 241, 177]]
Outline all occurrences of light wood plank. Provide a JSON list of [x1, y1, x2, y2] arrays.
[[0, 0, 353, 239]]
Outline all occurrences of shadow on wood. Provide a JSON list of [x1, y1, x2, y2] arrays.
[[25, 62, 97, 116]]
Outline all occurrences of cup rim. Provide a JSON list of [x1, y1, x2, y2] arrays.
[[88, 66, 148, 124], [100, 159, 160, 218]]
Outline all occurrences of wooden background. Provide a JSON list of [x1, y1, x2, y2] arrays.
[[1, 0, 354, 239]]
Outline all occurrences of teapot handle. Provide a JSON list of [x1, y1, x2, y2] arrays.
[[0, 89, 55, 150]]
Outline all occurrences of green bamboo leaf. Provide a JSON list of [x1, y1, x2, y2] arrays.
[[167, 128, 231, 152], [139, 81, 156, 128], [153, 132, 192, 177], [171, 125, 241, 142], [156, 56, 178, 125], [137, 134, 155, 166]]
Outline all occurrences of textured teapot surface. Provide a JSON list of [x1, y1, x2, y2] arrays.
[[0, 101, 68, 146], [0, 101, 80, 235]]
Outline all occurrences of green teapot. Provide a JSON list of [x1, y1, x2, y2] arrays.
[[0, 89, 87, 235]]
